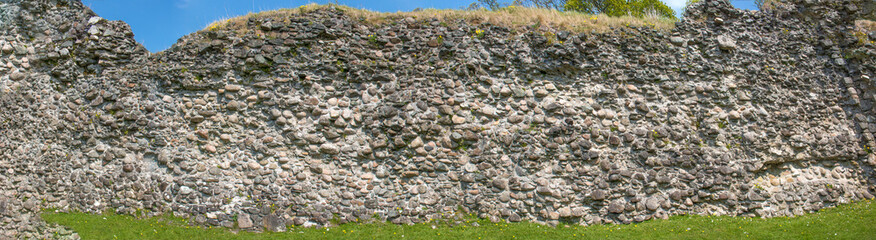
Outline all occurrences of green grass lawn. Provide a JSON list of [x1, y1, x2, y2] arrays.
[[42, 199, 875, 239]]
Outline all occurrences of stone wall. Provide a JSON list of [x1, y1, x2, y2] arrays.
[[0, 0, 875, 238]]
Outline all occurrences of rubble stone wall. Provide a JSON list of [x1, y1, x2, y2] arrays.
[[1, 0, 875, 238]]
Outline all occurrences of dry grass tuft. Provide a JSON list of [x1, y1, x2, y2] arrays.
[[857, 19, 876, 32], [203, 4, 676, 34], [853, 20, 875, 45]]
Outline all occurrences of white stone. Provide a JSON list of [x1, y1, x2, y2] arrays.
[[88, 16, 103, 25], [88, 26, 100, 35], [180, 186, 193, 195]]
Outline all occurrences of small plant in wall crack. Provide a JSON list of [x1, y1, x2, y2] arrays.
[[473, 29, 485, 39], [368, 34, 378, 45]]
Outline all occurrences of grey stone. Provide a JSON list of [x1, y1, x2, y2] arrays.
[[536, 186, 553, 196], [9, 71, 24, 81], [319, 143, 339, 154], [591, 190, 607, 201], [717, 35, 737, 50], [492, 178, 509, 190], [509, 213, 522, 222], [88, 25, 100, 35], [646, 197, 660, 211], [88, 16, 103, 24], [558, 207, 572, 218], [508, 115, 524, 124], [264, 215, 286, 232], [238, 213, 254, 229], [180, 186, 193, 195], [670, 36, 686, 46], [608, 201, 625, 214]]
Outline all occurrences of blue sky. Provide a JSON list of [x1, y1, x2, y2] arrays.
[[81, 0, 758, 52]]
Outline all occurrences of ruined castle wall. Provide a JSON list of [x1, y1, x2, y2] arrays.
[[0, 0, 875, 238]]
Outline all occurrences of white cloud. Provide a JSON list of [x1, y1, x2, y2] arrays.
[[664, 0, 687, 8], [664, 0, 687, 14]]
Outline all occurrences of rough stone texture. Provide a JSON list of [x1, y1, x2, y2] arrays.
[[1, 0, 876, 238]]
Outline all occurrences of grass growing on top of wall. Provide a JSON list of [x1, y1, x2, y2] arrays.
[[42, 199, 876, 240], [857, 20, 876, 32], [203, 4, 676, 34]]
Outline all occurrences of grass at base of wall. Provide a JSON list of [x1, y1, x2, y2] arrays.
[[42, 199, 875, 240]]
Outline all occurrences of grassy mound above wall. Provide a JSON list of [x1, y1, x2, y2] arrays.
[[202, 3, 676, 34]]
